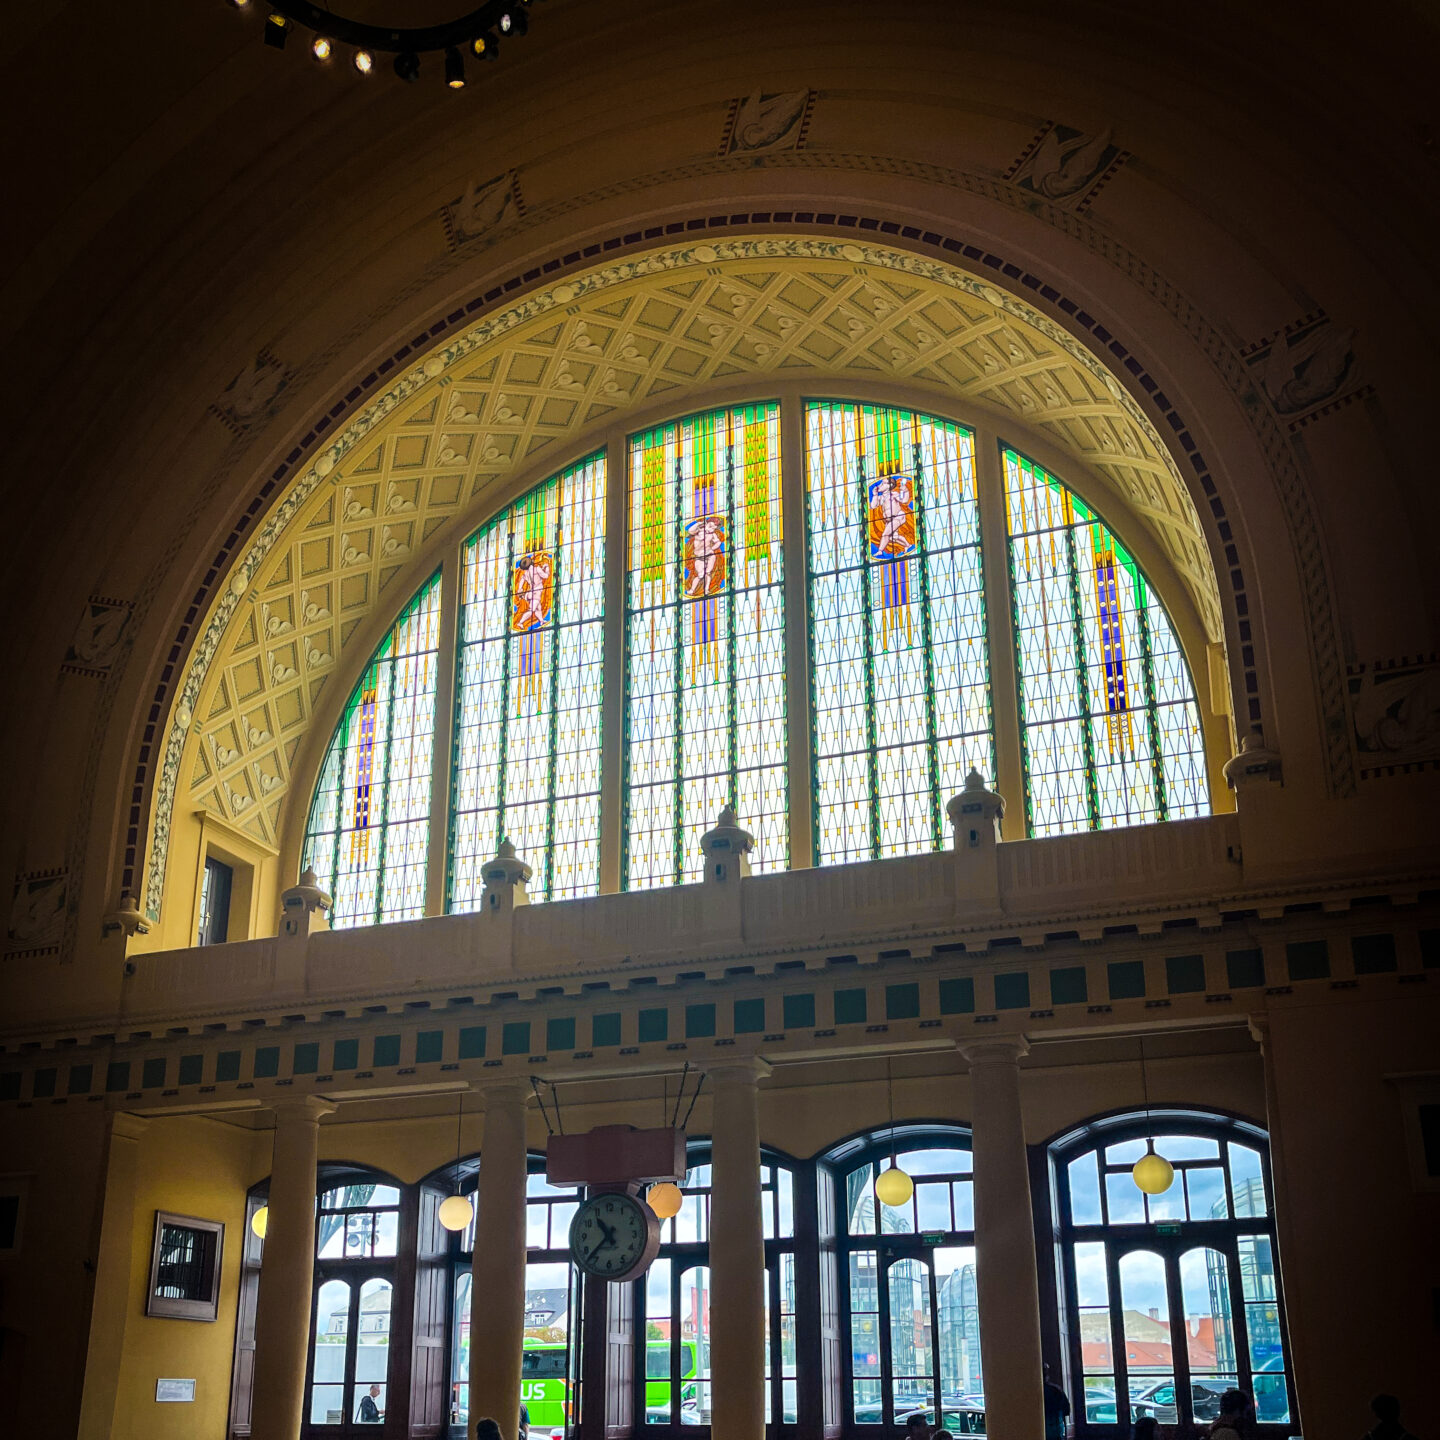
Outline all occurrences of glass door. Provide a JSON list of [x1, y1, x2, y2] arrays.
[[307, 1268, 394, 1432]]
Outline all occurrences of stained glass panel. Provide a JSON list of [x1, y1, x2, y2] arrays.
[[1004, 448, 1209, 837], [805, 401, 992, 865], [449, 454, 607, 907], [302, 572, 442, 928], [623, 404, 787, 888]]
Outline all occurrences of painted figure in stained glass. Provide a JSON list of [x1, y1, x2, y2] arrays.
[[512, 549, 554, 632], [683, 514, 727, 597], [867, 473, 916, 559]]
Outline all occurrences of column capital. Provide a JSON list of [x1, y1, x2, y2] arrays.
[[958, 1035, 1030, 1066], [110, 1112, 150, 1143], [476, 1075, 532, 1107], [269, 1095, 337, 1125], [1247, 1015, 1270, 1048], [704, 1056, 772, 1087]]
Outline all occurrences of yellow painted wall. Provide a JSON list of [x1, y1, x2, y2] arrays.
[[112, 1116, 256, 1440], [1268, 991, 1440, 1440]]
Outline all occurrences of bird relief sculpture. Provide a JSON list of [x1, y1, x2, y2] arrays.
[[721, 90, 812, 156], [6, 872, 66, 953], [64, 597, 133, 673], [1246, 316, 1358, 417], [447, 172, 515, 245], [1349, 660, 1440, 770], [1010, 122, 1123, 205], [213, 350, 292, 430]]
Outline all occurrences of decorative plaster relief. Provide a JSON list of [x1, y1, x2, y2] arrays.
[[443, 172, 524, 249], [719, 90, 815, 157], [1240, 312, 1361, 423], [209, 348, 294, 434], [1348, 655, 1440, 778], [62, 595, 133, 677], [6, 869, 67, 958], [1006, 121, 1129, 211]]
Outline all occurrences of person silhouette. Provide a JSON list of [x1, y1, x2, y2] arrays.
[[1363, 1395, 1420, 1440]]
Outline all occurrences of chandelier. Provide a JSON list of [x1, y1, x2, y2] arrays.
[[222, 0, 539, 89]]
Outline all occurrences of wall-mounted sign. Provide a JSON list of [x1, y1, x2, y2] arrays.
[[1154, 1222, 1183, 1237], [920, 1232, 947, 1247], [155, 1379, 196, 1403]]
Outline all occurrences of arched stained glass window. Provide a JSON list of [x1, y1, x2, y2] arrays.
[[623, 403, 787, 889], [294, 399, 1221, 929], [1004, 449, 1208, 837], [302, 573, 442, 928], [448, 453, 607, 908], [806, 402, 993, 865]]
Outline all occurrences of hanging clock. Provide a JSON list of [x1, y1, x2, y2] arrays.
[[567, 1189, 661, 1282]]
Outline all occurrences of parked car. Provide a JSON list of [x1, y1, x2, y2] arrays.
[[1130, 1379, 1229, 1423], [1252, 1355, 1291, 1424]]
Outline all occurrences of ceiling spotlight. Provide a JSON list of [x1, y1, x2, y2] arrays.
[[471, 30, 498, 59], [445, 47, 466, 89], [352, 48, 374, 74], [263, 12, 288, 47], [499, 8, 528, 36], [311, 34, 332, 61], [224, 0, 252, 9], [393, 50, 420, 82]]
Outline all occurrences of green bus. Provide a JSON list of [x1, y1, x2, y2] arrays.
[[460, 1339, 701, 1435]]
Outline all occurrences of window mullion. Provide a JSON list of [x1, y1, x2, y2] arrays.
[[974, 433, 1024, 827], [1065, 519, 1102, 829], [599, 435, 627, 894], [426, 550, 461, 916], [543, 497, 565, 900], [855, 422, 880, 861], [785, 397, 814, 870], [1136, 579, 1169, 822], [497, 520, 516, 846], [910, 431, 942, 848]]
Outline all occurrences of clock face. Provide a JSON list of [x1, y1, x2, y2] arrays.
[[569, 1192, 655, 1279]]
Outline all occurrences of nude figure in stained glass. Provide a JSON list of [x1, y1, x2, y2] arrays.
[[684, 515, 726, 597], [514, 552, 552, 630], [871, 473, 914, 556]]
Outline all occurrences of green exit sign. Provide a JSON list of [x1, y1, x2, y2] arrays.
[[1155, 1222, 1183, 1236], [921, 1231, 947, 1246]]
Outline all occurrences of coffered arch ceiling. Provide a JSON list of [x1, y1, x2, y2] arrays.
[[151, 237, 1223, 917]]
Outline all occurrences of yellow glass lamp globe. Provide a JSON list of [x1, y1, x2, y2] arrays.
[[1132, 1142, 1175, 1196], [251, 1205, 269, 1239], [647, 1182, 684, 1220], [875, 1163, 915, 1208], [438, 1194, 475, 1232]]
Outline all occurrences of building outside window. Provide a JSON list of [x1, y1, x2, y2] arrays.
[[1050, 1111, 1294, 1433]]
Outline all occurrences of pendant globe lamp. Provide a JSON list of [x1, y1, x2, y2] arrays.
[[250, 1119, 275, 1238], [647, 1073, 685, 1219], [438, 1089, 475, 1233], [1131, 1035, 1175, 1196], [875, 1057, 914, 1208]]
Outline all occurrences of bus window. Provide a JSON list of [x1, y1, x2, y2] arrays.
[[522, 1348, 567, 1380]]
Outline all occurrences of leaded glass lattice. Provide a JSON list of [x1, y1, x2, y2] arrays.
[[623, 404, 787, 888], [1004, 448, 1208, 837], [806, 402, 993, 865], [449, 453, 607, 907], [302, 572, 442, 928]]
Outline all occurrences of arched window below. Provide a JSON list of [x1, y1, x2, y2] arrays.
[[1050, 1111, 1293, 1434], [825, 1124, 984, 1435]]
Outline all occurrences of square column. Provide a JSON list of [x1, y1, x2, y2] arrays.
[[468, 1078, 531, 1433], [960, 1037, 1045, 1440], [706, 1058, 770, 1440], [251, 1096, 335, 1440]]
